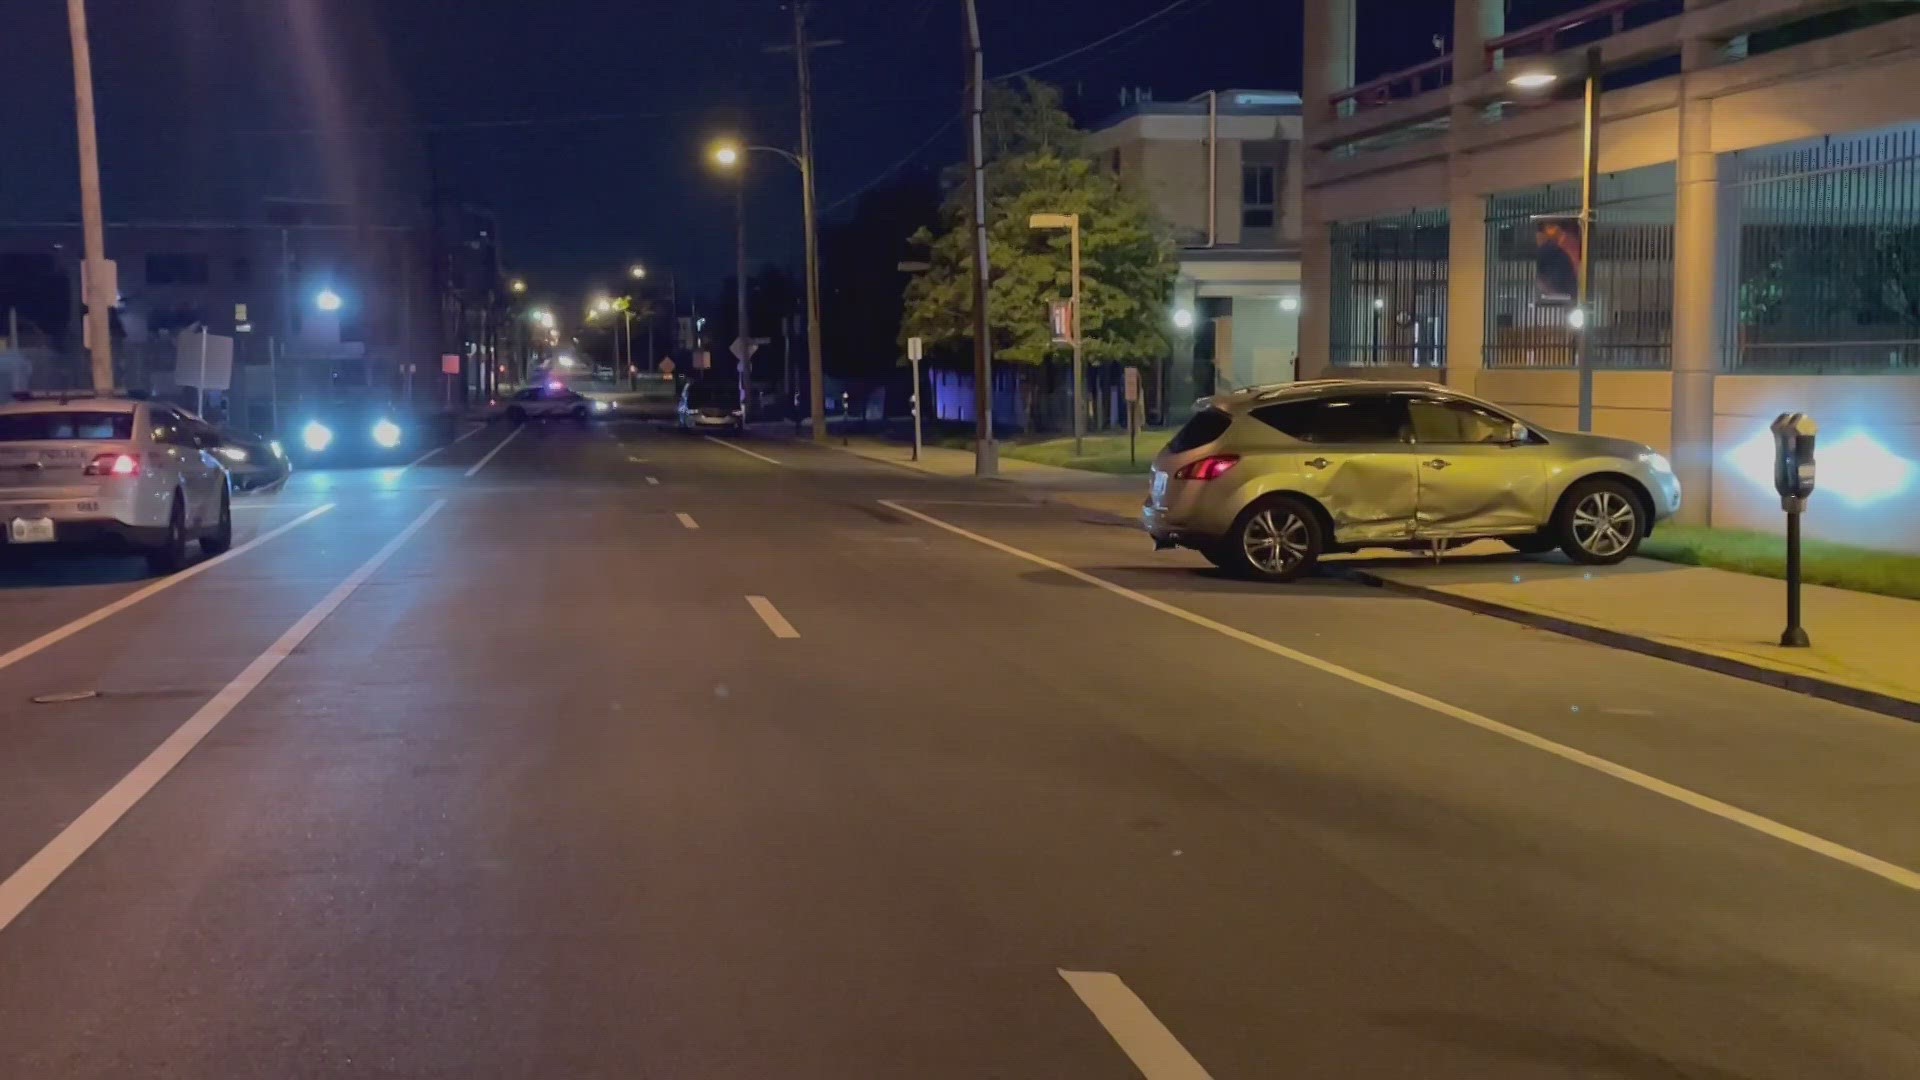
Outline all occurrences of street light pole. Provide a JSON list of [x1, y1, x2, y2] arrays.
[[735, 179, 751, 420], [66, 0, 113, 392], [1069, 214, 1083, 457], [1575, 45, 1601, 433]]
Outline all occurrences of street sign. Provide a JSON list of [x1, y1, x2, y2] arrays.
[[907, 336, 923, 362], [658, 357, 676, 375], [730, 337, 761, 363], [441, 354, 461, 375], [177, 329, 234, 390], [1124, 366, 1140, 403]]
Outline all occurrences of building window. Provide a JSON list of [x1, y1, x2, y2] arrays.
[[144, 253, 210, 286], [1242, 164, 1276, 229], [1483, 163, 1674, 372], [1329, 209, 1451, 369]]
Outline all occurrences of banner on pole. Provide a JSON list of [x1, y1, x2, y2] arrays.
[[1048, 300, 1075, 344], [1533, 215, 1582, 305]]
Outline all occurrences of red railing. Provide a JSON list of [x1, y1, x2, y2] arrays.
[[1327, 0, 1678, 118], [1486, 0, 1677, 62], [1328, 54, 1454, 118]]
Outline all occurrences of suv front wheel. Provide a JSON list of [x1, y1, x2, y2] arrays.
[[1554, 479, 1645, 565], [1222, 496, 1323, 582]]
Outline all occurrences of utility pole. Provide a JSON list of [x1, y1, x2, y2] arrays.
[[793, 1, 829, 441], [963, 0, 996, 475], [767, 4, 838, 441], [66, 0, 114, 392]]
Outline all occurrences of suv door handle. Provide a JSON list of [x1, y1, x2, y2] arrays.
[[1423, 458, 1451, 470], [1304, 457, 1330, 469]]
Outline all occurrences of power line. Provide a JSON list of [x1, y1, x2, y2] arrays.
[[992, 0, 1210, 81], [820, 113, 959, 216]]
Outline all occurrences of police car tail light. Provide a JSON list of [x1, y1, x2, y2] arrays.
[[84, 452, 141, 477]]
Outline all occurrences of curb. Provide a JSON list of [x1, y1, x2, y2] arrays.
[[1339, 567, 1920, 724]]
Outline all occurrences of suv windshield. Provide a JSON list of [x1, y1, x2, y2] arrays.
[[0, 412, 134, 441], [686, 384, 737, 409]]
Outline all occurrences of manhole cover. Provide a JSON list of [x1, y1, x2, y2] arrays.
[[32, 689, 99, 704]]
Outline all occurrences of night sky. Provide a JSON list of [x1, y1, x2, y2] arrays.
[[4, 0, 1461, 301]]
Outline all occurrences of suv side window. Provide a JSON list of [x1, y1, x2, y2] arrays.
[[1405, 396, 1515, 444], [1253, 394, 1407, 444]]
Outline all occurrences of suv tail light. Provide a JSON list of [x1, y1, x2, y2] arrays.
[[1175, 454, 1240, 481], [84, 452, 141, 477]]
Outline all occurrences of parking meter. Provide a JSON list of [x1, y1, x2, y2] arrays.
[[1771, 412, 1818, 512], [1770, 412, 1817, 647]]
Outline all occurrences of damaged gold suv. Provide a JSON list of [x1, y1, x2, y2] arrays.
[[1143, 381, 1681, 582]]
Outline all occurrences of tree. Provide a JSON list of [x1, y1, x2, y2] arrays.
[[902, 80, 1175, 367]]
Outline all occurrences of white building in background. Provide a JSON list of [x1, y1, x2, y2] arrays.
[[1301, 0, 1920, 552], [1086, 89, 1303, 410]]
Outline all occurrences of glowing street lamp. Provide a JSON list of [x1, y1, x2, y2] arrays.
[[314, 288, 343, 313], [1172, 307, 1195, 331], [629, 265, 647, 280], [510, 278, 528, 294], [712, 142, 740, 167]]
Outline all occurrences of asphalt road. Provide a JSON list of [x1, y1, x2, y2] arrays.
[[3, 418, 1920, 1078]]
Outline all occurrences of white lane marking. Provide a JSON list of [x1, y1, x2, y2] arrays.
[[703, 435, 782, 466], [1059, 971, 1214, 1080], [627, 455, 650, 464], [0, 499, 446, 934], [645, 476, 661, 486], [675, 512, 700, 530], [401, 445, 446, 471], [746, 595, 799, 639], [882, 500, 1920, 895], [0, 503, 335, 676], [465, 424, 524, 478], [400, 424, 489, 473]]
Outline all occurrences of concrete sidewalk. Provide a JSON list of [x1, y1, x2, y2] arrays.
[[836, 438, 1147, 519], [1340, 541, 1920, 721], [842, 436, 1920, 719]]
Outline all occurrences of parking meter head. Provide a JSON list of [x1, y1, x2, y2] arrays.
[[1770, 412, 1819, 512]]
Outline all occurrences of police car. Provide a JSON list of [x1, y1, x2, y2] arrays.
[[0, 395, 233, 573]]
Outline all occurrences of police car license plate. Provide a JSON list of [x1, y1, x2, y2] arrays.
[[8, 518, 55, 544]]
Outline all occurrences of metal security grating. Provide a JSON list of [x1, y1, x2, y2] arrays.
[[1724, 124, 1920, 373], [1483, 163, 1674, 370], [1328, 209, 1450, 368]]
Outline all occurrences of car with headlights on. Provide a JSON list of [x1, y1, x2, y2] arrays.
[[489, 384, 607, 422], [0, 395, 232, 572], [1143, 380, 1681, 581], [288, 404, 418, 466], [206, 428, 291, 493]]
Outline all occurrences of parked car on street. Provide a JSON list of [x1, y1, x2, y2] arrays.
[[0, 394, 232, 572], [489, 384, 610, 422], [1143, 380, 1681, 581]]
